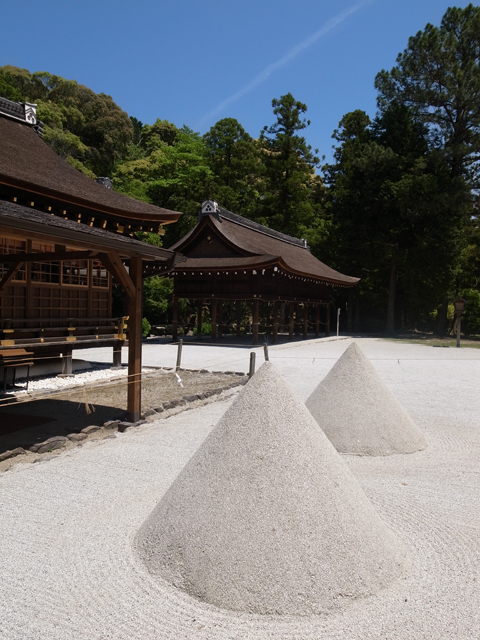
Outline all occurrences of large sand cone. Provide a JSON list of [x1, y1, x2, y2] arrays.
[[135, 363, 409, 616], [306, 342, 427, 456]]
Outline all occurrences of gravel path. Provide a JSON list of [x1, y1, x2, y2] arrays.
[[0, 338, 479, 639]]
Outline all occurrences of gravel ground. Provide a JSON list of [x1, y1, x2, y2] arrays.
[[0, 337, 479, 639]]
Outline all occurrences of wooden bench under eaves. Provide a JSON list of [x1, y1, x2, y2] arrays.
[[0, 316, 129, 373]]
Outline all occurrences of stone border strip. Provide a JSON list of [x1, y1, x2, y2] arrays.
[[0, 371, 248, 472]]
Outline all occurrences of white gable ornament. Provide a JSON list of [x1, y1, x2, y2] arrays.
[[24, 103, 37, 125], [201, 200, 219, 214]]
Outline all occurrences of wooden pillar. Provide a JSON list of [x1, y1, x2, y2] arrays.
[[197, 299, 203, 339], [236, 301, 242, 337], [61, 347, 73, 375], [303, 303, 308, 339], [266, 303, 271, 337], [273, 301, 278, 344], [252, 298, 259, 345], [211, 299, 217, 342], [325, 302, 331, 337], [172, 295, 178, 342], [127, 257, 143, 423], [289, 301, 294, 341], [112, 342, 122, 368], [315, 303, 320, 338], [217, 299, 223, 339]]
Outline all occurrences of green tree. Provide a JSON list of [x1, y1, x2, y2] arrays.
[[324, 106, 459, 334], [260, 93, 323, 239], [203, 118, 262, 216], [375, 5, 479, 333]]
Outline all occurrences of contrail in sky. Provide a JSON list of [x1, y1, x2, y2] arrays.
[[197, 0, 370, 128]]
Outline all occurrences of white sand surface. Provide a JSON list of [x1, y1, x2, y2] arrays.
[[1, 338, 479, 639]]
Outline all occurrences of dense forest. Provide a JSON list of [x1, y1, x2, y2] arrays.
[[2, 4, 480, 336]]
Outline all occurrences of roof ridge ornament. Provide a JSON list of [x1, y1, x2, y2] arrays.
[[200, 200, 220, 222], [24, 102, 37, 125]]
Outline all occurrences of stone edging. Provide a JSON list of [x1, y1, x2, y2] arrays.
[[0, 371, 248, 471]]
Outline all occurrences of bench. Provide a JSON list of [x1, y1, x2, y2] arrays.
[[0, 348, 34, 392]]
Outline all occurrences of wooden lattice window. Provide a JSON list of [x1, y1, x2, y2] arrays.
[[31, 242, 60, 284], [62, 260, 89, 286], [0, 237, 26, 281], [92, 259, 109, 288]]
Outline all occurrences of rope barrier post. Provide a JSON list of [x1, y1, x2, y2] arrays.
[[176, 338, 183, 371], [263, 343, 269, 362], [249, 351, 256, 378], [337, 308, 341, 337]]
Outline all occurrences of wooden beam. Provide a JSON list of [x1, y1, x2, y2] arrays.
[[127, 256, 143, 422], [100, 253, 135, 299], [0, 263, 24, 293], [0, 250, 98, 263]]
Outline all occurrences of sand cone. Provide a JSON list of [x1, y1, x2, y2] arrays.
[[306, 342, 427, 456], [135, 363, 409, 616]]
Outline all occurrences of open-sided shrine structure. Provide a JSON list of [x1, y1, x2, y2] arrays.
[[0, 97, 182, 421], [152, 201, 359, 344]]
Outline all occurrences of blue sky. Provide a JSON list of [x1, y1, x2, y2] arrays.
[[1, 1, 475, 161]]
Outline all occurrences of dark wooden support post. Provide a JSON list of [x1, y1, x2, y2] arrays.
[[112, 342, 122, 369], [273, 301, 278, 344], [197, 299, 203, 339], [266, 303, 271, 337], [61, 347, 73, 375], [303, 303, 308, 339], [289, 302, 294, 341], [172, 295, 178, 342], [315, 303, 320, 338], [236, 301, 242, 337], [127, 257, 143, 423], [295, 303, 300, 336], [217, 299, 223, 339], [252, 298, 259, 345], [211, 299, 217, 342], [325, 302, 331, 337]]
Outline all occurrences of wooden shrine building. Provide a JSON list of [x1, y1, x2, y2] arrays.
[[153, 200, 359, 344], [0, 97, 182, 421]]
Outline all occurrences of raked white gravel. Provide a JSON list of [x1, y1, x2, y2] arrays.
[[0, 337, 479, 639]]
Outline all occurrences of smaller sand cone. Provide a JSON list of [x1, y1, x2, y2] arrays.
[[306, 342, 427, 456]]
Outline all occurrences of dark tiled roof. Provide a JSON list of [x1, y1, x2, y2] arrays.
[[0, 114, 181, 224], [171, 210, 359, 287], [0, 199, 175, 260]]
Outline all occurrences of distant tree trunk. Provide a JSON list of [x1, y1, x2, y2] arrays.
[[435, 299, 448, 336], [385, 245, 398, 336]]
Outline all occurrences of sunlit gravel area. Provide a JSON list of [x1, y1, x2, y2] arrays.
[[0, 337, 479, 639]]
